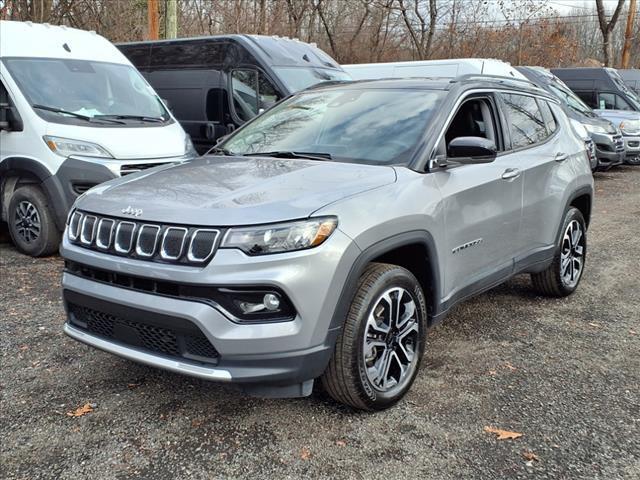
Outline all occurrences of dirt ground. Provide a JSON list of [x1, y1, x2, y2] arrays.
[[1, 167, 639, 480]]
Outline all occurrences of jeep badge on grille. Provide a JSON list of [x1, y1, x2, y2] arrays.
[[121, 205, 143, 217]]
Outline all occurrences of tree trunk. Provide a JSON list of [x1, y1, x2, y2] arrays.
[[165, 0, 177, 39], [147, 0, 159, 40], [621, 0, 637, 68], [595, 0, 626, 67]]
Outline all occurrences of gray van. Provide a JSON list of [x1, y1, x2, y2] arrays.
[[118, 35, 350, 154]]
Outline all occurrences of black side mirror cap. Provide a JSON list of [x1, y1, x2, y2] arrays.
[[447, 136, 497, 164]]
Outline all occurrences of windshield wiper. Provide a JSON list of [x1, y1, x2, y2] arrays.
[[32, 104, 125, 124], [208, 146, 235, 156], [96, 114, 165, 123], [243, 151, 332, 161]]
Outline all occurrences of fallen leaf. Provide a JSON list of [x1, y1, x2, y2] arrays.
[[504, 363, 517, 371], [523, 451, 539, 462], [588, 322, 601, 328], [19, 345, 29, 351], [629, 330, 637, 336], [66, 403, 94, 417], [484, 426, 523, 440], [336, 440, 346, 447], [127, 383, 141, 389], [300, 447, 312, 460], [488, 370, 498, 376]]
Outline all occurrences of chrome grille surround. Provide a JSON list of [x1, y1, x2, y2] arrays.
[[95, 218, 115, 250], [114, 221, 137, 254], [67, 210, 221, 265]]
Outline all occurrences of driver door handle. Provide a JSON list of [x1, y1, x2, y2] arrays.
[[501, 168, 521, 180], [555, 152, 569, 162]]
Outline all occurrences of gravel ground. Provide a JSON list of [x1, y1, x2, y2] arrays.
[[1, 167, 639, 480]]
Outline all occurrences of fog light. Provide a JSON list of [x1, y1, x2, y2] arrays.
[[263, 293, 280, 311]]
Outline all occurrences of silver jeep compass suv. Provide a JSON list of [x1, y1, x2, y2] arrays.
[[61, 76, 593, 410]]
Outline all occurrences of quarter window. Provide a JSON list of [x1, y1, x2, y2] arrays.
[[538, 100, 557, 134], [501, 93, 548, 149]]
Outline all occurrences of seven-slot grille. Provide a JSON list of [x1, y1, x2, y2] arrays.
[[613, 134, 625, 152], [68, 210, 220, 265]]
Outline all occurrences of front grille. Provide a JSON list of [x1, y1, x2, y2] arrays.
[[613, 134, 625, 152], [120, 162, 171, 175], [68, 303, 219, 363], [68, 210, 221, 265]]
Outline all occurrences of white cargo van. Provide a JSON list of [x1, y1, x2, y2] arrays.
[[343, 58, 527, 81], [0, 21, 195, 256]]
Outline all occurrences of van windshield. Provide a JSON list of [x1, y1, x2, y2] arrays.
[[548, 83, 594, 116], [221, 87, 445, 166], [273, 67, 352, 92], [3, 57, 169, 125], [607, 69, 640, 110]]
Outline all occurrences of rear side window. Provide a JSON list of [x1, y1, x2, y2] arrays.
[[501, 93, 548, 149], [598, 92, 632, 111], [575, 91, 597, 108], [538, 100, 557, 134]]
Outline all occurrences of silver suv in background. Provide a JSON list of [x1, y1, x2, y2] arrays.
[[61, 76, 593, 410]]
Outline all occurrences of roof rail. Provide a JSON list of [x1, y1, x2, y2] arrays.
[[453, 73, 539, 89]]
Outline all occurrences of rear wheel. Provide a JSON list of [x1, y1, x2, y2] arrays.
[[321, 263, 427, 410], [531, 207, 586, 297], [8, 185, 61, 257]]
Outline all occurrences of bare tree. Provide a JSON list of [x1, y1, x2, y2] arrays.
[[595, 0, 626, 66]]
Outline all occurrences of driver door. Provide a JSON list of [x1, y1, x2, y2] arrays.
[[433, 93, 523, 304]]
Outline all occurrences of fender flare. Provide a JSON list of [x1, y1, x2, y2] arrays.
[[328, 230, 443, 332]]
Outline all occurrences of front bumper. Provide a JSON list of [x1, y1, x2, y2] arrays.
[[622, 135, 640, 163], [60, 228, 360, 392], [591, 132, 625, 170]]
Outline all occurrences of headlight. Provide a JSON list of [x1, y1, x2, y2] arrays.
[[184, 133, 197, 157], [583, 124, 608, 135], [222, 217, 338, 255], [620, 119, 640, 135], [44, 136, 113, 158]]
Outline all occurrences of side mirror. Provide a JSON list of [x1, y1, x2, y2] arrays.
[[447, 136, 497, 164], [0, 104, 23, 132]]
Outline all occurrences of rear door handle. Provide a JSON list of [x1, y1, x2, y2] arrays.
[[555, 152, 569, 162], [501, 168, 521, 180]]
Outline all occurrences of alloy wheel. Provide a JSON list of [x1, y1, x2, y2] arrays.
[[14, 200, 41, 244], [362, 287, 420, 392], [560, 219, 585, 288]]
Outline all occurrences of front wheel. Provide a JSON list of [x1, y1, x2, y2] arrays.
[[321, 263, 427, 411], [531, 207, 586, 297], [8, 185, 61, 257]]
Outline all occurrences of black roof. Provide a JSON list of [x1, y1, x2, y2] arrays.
[[120, 34, 341, 70]]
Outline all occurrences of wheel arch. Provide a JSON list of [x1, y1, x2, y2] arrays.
[[569, 190, 592, 229], [329, 231, 442, 331]]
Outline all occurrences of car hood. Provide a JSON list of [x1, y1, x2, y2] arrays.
[[77, 156, 397, 225], [594, 109, 640, 122]]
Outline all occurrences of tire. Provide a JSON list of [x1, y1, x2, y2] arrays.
[[7, 185, 61, 257], [531, 207, 586, 297], [625, 155, 640, 166], [321, 263, 428, 411]]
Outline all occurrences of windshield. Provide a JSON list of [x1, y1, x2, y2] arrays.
[[548, 83, 593, 116], [273, 67, 352, 92], [221, 87, 445, 166], [3, 57, 169, 125], [608, 69, 640, 110]]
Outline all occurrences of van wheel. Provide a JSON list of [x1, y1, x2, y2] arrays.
[[531, 207, 586, 297], [321, 263, 427, 411], [8, 185, 61, 257]]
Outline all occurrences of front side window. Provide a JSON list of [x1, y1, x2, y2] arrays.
[[501, 93, 548, 149], [3, 57, 169, 126], [231, 69, 281, 123], [222, 87, 445, 166], [598, 92, 632, 111]]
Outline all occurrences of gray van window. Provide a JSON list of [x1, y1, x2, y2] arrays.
[[599, 92, 632, 111], [501, 93, 548, 149], [231, 69, 280, 122]]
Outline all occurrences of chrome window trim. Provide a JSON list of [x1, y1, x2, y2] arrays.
[[95, 218, 115, 250], [68, 211, 83, 241], [80, 215, 97, 245], [135, 224, 161, 258], [187, 228, 220, 263], [114, 221, 137, 254], [160, 226, 188, 260]]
